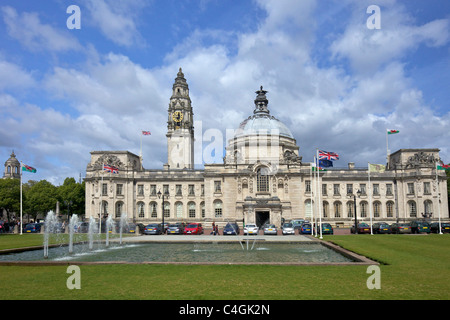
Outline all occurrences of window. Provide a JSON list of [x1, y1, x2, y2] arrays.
[[188, 184, 195, 196], [137, 202, 145, 218], [322, 184, 327, 196], [424, 200, 433, 215], [360, 201, 368, 218], [214, 200, 223, 218], [360, 184, 366, 195], [201, 184, 205, 196], [116, 184, 123, 195], [334, 201, 341, 218], [164, 202, 170, 218], [305, 180, 311, 193], [257, 167, 269, 192], [423, 182, 431, 195], [176, 202, 182, 218], [333, 184, 340, 196], [176, 185, 182, 196], [386, 201, 394, 217], [347, 201, 354, 218], [386, 184, 393, 196], [408, 201, 417, 218], [214, 181, 221, 193], [102, 183, 108, 196], [407, 183, 415, 195], [373, 201, 381, 218], [346, 184, 353, 195], [150, 185, 157, 196], [137, 184, 144, 196], [188, 202, 196, 218], [200, 202, 205, 218], [163, 184, 169, 195], [373, 184, 380, 196], [322, 201, 329, 218], [150, 202, 157, 218]]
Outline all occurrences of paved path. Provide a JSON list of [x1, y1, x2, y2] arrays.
[[118, 234, 314, 243]]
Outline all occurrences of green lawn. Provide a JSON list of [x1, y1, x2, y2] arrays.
[[0, 234, 449, 300]]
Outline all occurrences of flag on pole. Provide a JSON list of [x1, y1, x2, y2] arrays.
[[318, 150, 339, 161], [369, 163, 386, 173], [387, 129, 399, 135], [437, 164, 450, 170], [103, 164, 119, 174], [142, 131, 151, 135], [22, 164, 36, 173]]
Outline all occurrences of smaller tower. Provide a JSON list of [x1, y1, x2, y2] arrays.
[[166, 68, 195, 170], [3, 151, 20, 179]]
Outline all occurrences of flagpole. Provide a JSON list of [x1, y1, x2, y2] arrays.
[[386, 129, 389, 169], [310, 158, 314, 236], [368, 162, 373, 235], [20, 162, 23, 235], [436, 162, 443, 234], [317, 149, 323, 239], [140, 131, 143, 170]]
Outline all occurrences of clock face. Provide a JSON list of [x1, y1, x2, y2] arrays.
[[172, 111, 183, 122]]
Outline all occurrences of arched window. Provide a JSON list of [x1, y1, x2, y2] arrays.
[[150, 202, 158, 218], [373, 201, 381, 218], [360, 201, 368, 218], [164, 202, 170, 218], [188, 202, 196, 218], [386, 201, 394, 217], [322, 201, 329, 218], [334, 201, 342, 218], [137, 201, 145, 218], [115, 201, 122, 218], [424, 200, 433, 216], [305, 199, 313, 219], [347, 201, 354, 218], [176, 202, 183, 218], [200, 201, 205, 218], [214, 200, 223, 218], [408, 201, 417, 218], [257, 167, 270, 192]]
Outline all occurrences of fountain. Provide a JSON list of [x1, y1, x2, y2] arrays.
[[43, 211, 58, 259], [119, 213, 127, 245], [68, 214, 79, 254], [88, 216, 98, 250], [105, 215, 115, 247]]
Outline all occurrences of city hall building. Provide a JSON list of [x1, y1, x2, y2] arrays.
[[84, 69, 449, 228]]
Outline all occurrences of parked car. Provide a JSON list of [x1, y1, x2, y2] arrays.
[[372, 222, 391, 234], [125, 223, 137, 233], [300, 223, 312, 234], [291, 219, 305, 230], [430, 222, 450, 233], [410, 221, 431, 234], [351, 223, 371, 234], [317, 223, 334, 235], [223, 223, 240, 235], [391, 223, 412, 234], [263, 224, 277, 235], [167, 223, 185, 235], [25, 223, 41, 233], [184, 223, 203, 235], [243, 224, 259, 235], [281, 222, 295, 235], [143, 223, 163, 235], [78, 222, 89, 233]]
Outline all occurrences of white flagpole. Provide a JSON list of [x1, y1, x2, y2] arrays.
[[20, 162, 23, 235], [368, 162, 373, 235], [436, 162, 443, 234], [317, 149, 323, 239], [310, 158, 314, 236]]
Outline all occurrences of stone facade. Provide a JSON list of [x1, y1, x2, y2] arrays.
[[84, 70, 449, 227]]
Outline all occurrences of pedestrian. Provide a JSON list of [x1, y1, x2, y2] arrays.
[[215, 225, 219, 235], [211, 222, 216, 235]]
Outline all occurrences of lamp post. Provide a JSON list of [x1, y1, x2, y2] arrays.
[[351, 189, 362, 234], [157, 190, 169, 234]]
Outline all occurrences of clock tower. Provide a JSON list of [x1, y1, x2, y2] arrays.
[[166, 68, 194, 170]]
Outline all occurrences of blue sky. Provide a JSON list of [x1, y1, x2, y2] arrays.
[[0, 0, 449, 185]]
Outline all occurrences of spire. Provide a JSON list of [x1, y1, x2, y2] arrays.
[[254, 85, 270, 115]]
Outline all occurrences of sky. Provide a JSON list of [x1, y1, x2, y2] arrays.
[[0, 0, 449, 185]]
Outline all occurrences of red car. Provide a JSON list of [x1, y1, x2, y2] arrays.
[[351, 223, 371, 234], [184, 223, 204, 235]]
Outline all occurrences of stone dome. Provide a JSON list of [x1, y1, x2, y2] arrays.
[[234, 86, 294, 139]]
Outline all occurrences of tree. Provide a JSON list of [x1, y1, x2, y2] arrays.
[[58, 177, 85, 216], [25, 180, 58, 221], [0, 179, 20, 221]]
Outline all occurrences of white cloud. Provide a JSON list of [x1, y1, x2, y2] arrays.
[[1, 6, 82, 52]]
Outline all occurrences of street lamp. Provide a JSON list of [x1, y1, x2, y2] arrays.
[[351, 189, 362, 234], [157, 190, 169, 234]]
